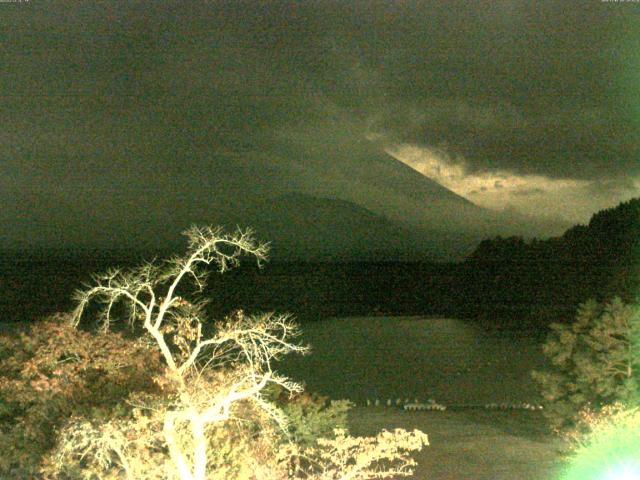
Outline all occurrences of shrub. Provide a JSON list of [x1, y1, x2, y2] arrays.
[[44, 374, 289, 480], [532, 297, 640, 432], [0, 313, 164, 478], [282, 397, 353, 449], [281, 428, 429, 480], [268, 384, 353, 448]]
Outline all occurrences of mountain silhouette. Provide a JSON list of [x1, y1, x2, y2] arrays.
[[233, 192, 471, 261]]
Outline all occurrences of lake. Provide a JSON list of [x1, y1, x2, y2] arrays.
[[278, 316, 550, 406]]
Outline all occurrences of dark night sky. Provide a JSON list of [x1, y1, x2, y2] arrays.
[[2, 1, 639, 249]]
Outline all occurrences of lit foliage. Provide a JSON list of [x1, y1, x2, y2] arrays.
[[0, 313, 164, 478], [532, 297, 640, 432], [561, 402, 640, 480], [19, 225, 428, 480], [45, 375, 292, 480], [268, 385, 353, 448], [281, 428, 429, 479]]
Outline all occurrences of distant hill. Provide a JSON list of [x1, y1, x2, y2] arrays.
[[198, 129, 544, 262], [166, 135, 571, 262], [1, 121, 568, 259]]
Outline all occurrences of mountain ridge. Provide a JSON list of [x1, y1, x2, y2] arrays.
[[227, 191, 462, 262]]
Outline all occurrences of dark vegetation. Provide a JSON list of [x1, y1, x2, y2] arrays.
[[532, 297, 640, 432], [1, 198, 638, 334], [457, 198, 640, 330]]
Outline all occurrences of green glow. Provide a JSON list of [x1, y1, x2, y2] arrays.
[[561, 408, 640, 480], [601, 461, 640, 480]]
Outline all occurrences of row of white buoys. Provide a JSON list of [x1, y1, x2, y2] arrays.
[[362, 398, 543, 411], [404, 399, 447, 411], [365, 398, 420, 407], [363, 398, 446, 410], [483, 402, 543, 411]]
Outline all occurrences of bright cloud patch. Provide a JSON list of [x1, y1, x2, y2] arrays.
[[388, 144, 640, 225]]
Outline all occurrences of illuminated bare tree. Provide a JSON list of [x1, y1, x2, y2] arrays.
[[45, 225, 428, 480], [66, 226, 308, 480]]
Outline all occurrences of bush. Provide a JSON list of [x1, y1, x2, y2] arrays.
[[0, 313, 164, 478], [281, 428, 429, 480], [532, 297, 640, 432], [18, 226, 428, 480], [268, 385, 352, 447], [44, 373, 290, 480]]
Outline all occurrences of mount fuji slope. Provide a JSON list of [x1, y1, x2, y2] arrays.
[[264, 133, 504, 237], [229, 192, 453, 261], [204, 133, 559, 261]]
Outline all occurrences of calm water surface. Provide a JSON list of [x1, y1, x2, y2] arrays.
[[279, 316, 549, 406]]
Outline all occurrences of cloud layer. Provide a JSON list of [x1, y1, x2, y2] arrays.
[[1, 1, 638, 246], [389, 144, 640, 224]]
